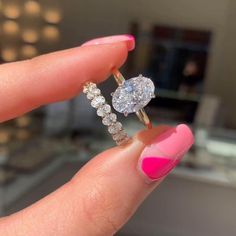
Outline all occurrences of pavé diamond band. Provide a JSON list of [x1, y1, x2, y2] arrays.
[[112, 70, 155, 129], [83, 82, 130, 145]]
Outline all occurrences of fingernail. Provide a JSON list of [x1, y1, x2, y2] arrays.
[[82, 34, 135, 51], [138, 124, 194, 181]]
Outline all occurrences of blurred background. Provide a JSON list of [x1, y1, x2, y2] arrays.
[[0, 0, 236, 235]]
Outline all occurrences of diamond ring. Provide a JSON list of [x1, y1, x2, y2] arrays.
[[83, 82, 130, 145], [112, 70, 155, 129], [83, 70, 155, 145]]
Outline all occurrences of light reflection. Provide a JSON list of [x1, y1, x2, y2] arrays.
[[0, 130, 11, 144], [0, 1, 61, 62], [43, 9, 62, 24], [3, 4, 21, 19], [15, 116, 32, 128], [2, 20, 20, 35], [20, 45, 38, 59], [24, 0, 41, 15], [22, 29, 39, 43], [1, 47, 18, 62], [42, 25, 59, 42]]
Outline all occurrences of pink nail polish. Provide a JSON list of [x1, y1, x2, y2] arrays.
[[82, 35, 135, 51], [138, 124, 194, 181]]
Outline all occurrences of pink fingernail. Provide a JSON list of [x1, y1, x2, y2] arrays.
[[82, 35, 135, 51], [138, 124, 194, 181]]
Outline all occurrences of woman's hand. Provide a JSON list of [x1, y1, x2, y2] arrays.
[[0, 35, 194, 236]]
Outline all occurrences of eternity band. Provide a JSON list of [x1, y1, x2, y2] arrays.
[[83, 82, 130, 145]]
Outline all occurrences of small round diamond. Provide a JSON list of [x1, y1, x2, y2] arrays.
[[112, 130, 128, 141], [102, 113, 117, 125], [88, 83, 96, 92], [91, 96, 105, 108], [97, 104, 111, 117], [86, 88, 101, 100], [108, 122, 122, 134], [93, 88, 101, 96], [87, 93, 94, 100], [112, 75, 155, 114], [116, 136, 130, 145]]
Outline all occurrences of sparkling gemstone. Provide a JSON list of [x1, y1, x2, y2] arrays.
[[102, 113, 117, 125], [112, 75, 155, 114], [87, 93, 94, 100], [83, 83, 96, 94], [97, 104, 111, 117], [112, 130, 128, 141], [86, 88, 101, 100], [91, 95, 105, 108], [116, 136, 130, 145], [108, 122, 122, 134]]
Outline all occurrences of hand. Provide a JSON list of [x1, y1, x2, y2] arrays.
[[0, 35, 194, 236]]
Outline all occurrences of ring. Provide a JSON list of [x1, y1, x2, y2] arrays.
[[112, 70, 155, 129], [83, 70, 155, 145], [83, 82, 130, 145]]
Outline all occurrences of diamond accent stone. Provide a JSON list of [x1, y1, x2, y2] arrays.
[[91, 95, 105, 108], [86, 88, 101, 100], [112, 75, 155, 114], [97, 104, 111, 117], [116, 136, 130, 145], [112, 130, 128, 141], [83, 82, 130, 145], [108, 122, 122, 134], [87, 93, 94, 100], [102, 113, 117, 126], [83, 83, 96, 93]]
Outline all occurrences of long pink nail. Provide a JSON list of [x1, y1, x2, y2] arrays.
[[138, 124, 194, 181], [82, 35, 135, 51]]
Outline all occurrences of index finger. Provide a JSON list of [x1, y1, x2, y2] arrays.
[[0, 35, 134, 122]]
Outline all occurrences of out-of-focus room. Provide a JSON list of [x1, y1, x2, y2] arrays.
[[0, 0, 236, 235]]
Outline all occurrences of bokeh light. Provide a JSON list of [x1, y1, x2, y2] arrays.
[[0, 130, 11, 144], [20, 45, 38, 59], [22, 29, 39, 43], [1, 47, 18, 62], [3, 3, 21, 19], [24, 0, 41, 16], [15, 129, 31, 140], [43, 9, 62, 24], [0, 1, 61, 62], [42, 25, 59, 42], [2, 20, 20, 35]]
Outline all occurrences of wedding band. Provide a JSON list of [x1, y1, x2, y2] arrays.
[[83, 82, 130, 145]]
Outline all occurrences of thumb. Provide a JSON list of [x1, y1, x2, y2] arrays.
[[0, 124, 193, 236]]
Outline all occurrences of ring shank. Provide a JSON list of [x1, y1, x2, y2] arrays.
[[136, 109, 152, 129]]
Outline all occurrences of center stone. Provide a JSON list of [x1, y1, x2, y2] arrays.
[[112, 75, 155, 114]]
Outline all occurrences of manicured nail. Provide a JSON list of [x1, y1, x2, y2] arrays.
[[138, 124, 194, 181], [82, 35, 135, 51]]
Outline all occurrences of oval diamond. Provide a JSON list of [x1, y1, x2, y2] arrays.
[[112, 75, 155, 114]]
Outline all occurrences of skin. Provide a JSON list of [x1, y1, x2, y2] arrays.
[[0, 42, 175, 235]]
